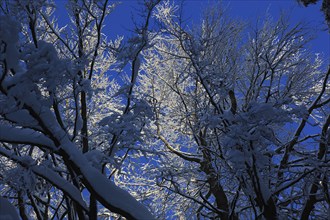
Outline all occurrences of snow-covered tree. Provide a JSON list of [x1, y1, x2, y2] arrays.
[[128, 2, 329, 219], [0, 0, 159, 219], [0, 1, 329, 220]]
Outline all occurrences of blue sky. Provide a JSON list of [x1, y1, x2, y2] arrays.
[[55, 0, 329, 60], [109, 0, 329, 57]]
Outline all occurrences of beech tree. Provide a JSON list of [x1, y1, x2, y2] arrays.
[[0, 0, 329, 220]]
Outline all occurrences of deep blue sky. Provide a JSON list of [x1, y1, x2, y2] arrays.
[[55, 0, 329, 60], [112, 1, 328, 56]]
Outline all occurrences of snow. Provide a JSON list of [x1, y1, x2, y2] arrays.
[[83, 167, 154, 219], [0, 147, 88, 211], [0, 16, 20, 72], [0, 125, 56, 150], [33, 166, 88, 211], [0, 2, 327, 219], [61, 140, 154, 219], [0, 68, 154, 218], [84, 149, 114, 171], [2, 91, 154, 218], [75, 114, 83, 131], [5, 109, 39, 128], [0, 197, 20, 220], [258, 177, 272, 203]]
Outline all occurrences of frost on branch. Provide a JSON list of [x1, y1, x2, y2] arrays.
[[0, 8, 155, 219], [0, 1, 329, 220]]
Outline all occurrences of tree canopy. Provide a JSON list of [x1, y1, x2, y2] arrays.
[[0, 0, 329, 219]]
